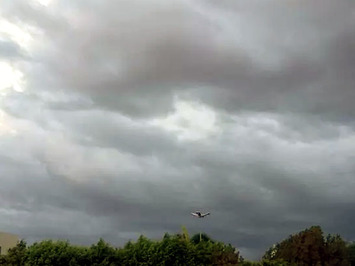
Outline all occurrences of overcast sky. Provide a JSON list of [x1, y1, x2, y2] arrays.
[[1, 0, 355, 260]]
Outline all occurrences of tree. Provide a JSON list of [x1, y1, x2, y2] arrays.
[[347, 242, 355, 266], [118, 235, 156, 265], [154, 233, 196, 265], [3, 240, 27, 266], [263, 226, 350, 266], [87, 238, 117, 266], [26, 240, 89, 266], [324, 234, 349, 266], [0, 228, 243, 265], [210, 242, 240, 265], [263, 226, 325, 265]]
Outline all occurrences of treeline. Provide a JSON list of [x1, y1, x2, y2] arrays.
[[0, 226, 354, 265], [0, 229, 239, 266]]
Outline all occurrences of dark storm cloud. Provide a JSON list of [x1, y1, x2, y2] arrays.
[[34, 2, 355, 119], [2, 101, 355, 259], [2, 0, 354, 119]]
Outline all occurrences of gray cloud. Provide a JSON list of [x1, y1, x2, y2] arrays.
[[2, 0, 351, 120], [0, 40, 24, 59]]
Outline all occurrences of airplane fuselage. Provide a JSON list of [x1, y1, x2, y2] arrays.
[[191, 212, 210, 218]]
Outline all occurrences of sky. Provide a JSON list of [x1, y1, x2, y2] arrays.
[[0, 0, 355, 260]]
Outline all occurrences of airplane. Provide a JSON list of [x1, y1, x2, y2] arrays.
[[191, 211, 210, 218]]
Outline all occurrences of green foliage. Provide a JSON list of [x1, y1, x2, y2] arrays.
[[240, 260, 262, 266], [87, 238, 117, 265], [181, 226, 190, 242], [116, 230, 239, 265], [347, 242, 355, 266], [0, 225, 352, 265], [119, 235, 157, 265], [154, 233, 195, 265], [324, 234, 349, 266], [210, 242, 240, 265], [263, 225, 351, 266], [25, 240, 89, 266], [0, 228, 238, 265], [3, 240, 27, 266], [0, 230, 235, 265], [260, 259, 293, 266]]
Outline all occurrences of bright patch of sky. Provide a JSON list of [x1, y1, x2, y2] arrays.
[[34, 0, 54, 7], [0, 19, 34, 51], [0, 61, 25, 93], [149, 98, 220, 141], [0, 110, 17, 136]]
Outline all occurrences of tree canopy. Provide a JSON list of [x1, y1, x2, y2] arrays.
[[0, 229, 239, 266], [263, 226, 350, 266], [0, 226, 353, 265]]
